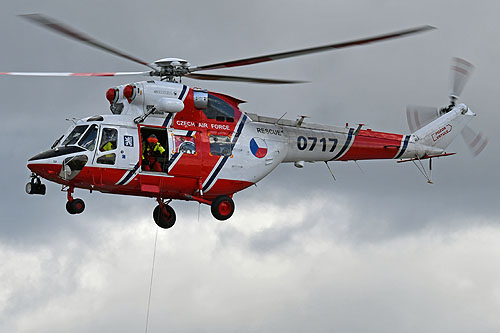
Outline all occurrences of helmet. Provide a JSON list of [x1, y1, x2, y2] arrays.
[[147, 134, 158, 144], [103, 128, 117, 141]]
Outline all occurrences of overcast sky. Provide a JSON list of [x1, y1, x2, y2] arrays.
[[0, 0, 499, 332]]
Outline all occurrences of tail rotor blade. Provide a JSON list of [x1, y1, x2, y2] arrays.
[[461, 125, 488, 157], [406, 105, 440, 132], [450, 57, 474, 101]]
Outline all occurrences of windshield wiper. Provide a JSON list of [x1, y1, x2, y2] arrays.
[[51, 135, 64, 149]]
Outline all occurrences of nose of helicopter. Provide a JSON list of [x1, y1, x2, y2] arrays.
[[27, 157, 61, 181], [27, 160, 46, 178]]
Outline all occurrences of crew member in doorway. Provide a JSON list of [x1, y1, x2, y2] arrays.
[[142, 134, 165, 172]]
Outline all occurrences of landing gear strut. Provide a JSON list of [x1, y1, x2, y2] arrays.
[[25, 173, 46, 195], [65, 186, 85, 214], [153, 198, 176, 229]]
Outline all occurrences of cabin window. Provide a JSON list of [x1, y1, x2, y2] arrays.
[[96, 153, 116, 165], [202, 94, 235, 121], [209, 135, 232, 156], [62, 125, 88, 146], [174, 135, 196, 155], [78, 124, 98, 151]]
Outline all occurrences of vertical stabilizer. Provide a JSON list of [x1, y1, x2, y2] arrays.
[[412, 104, 475, 150]]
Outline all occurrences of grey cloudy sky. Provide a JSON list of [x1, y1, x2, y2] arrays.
[[0, 0, 499, 332]]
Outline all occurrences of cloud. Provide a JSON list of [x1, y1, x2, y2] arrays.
[[2, 201, 500, 332]]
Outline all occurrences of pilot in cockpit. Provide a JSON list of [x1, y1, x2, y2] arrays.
[[100, 129, 117, 152]]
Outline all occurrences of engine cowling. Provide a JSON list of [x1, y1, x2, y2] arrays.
[[105, 80, 186, 117]]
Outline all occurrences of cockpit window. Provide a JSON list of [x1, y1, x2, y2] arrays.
[[78, 124, 98, 151], [99, 128, 118, 152], [62, 125, 88, 146]]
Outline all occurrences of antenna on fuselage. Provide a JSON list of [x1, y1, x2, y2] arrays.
[[275, 112, 287, 125], [324, 161, 337, 181]]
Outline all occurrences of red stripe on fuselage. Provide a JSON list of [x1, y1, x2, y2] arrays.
[[340, 130, 403, 160], [28, 162, 251, 200]]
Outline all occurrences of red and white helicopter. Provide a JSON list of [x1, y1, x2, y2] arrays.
[[3, 15, 486, 229]]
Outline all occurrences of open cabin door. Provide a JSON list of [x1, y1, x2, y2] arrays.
[[138, 126, 201, 176], [139, 126, 170, 173]]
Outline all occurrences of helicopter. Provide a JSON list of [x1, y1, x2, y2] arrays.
[[3, 14, 486, 229]]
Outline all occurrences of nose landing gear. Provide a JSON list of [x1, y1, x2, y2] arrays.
[[25, 173, 46, 195], [65, 186, 85, 214]]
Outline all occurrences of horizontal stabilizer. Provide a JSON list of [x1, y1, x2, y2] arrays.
[[397, 152, 456, 163]]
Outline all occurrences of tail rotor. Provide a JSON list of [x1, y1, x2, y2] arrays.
[[406, 57, 487, 156]]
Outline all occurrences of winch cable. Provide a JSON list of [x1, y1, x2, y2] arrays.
[[145, 226, 159, 333], [198, 203, 201, 224]]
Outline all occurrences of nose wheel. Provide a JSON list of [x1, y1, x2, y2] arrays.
[[153, 199, 176, 229], [65, 186, 85, 214]]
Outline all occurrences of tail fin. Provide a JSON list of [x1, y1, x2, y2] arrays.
[[412, 104, 475, 150]]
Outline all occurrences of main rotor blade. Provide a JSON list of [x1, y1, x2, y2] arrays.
[[190, 25, 435, 72], [186, 73, 307, 84], [19, 14, 156, 70], [450, 57, 474, 100], [0, 71, 151, 77]]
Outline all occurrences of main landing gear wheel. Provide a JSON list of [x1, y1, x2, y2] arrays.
[[153, 204, 176, 229], [211, 195, 235, 221], [66, 198, 85, 214]]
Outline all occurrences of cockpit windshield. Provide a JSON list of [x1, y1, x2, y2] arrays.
[[59, 124, 98, 151], [78, 125, 98, 151], [62, 125, 88, 146]]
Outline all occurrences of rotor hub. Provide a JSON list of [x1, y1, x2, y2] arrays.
[[153, 58, 191, 79]]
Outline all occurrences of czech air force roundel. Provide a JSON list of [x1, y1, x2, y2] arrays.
[[250, 138, 267, 158]]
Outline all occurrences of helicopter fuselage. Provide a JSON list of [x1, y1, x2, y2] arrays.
[[26, 80, 473, 224]]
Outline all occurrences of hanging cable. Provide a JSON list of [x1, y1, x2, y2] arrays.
[[145, 226, 159, 333], [198, 203, 201, 224]]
